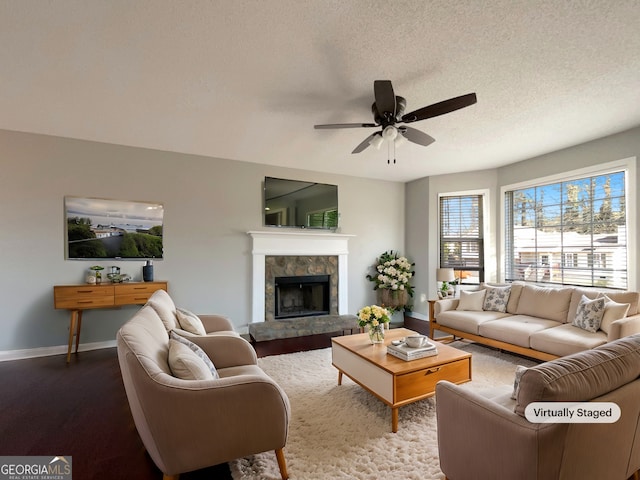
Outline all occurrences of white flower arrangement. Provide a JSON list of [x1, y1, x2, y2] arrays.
[[367, 251, 415, 295]]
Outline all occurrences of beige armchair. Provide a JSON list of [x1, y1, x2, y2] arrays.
[[436, 334, 640, 480], [117, 304, 290, 480]]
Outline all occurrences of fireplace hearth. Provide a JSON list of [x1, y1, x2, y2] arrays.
[[275, 275, 330, 319]]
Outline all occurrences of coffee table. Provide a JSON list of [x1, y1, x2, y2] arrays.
[[331, 328, 471, 432]]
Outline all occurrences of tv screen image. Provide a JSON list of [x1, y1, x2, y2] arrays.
[[65, 196, 164, 259], [264, 177, 338, 229]]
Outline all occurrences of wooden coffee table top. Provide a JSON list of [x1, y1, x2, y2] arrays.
[[331, 327, 472, 432], [331, 327, 471, 373]]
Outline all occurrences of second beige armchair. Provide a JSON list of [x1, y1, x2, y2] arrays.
[[117, 302, 290, 480]]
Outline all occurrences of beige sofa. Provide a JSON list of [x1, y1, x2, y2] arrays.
[[430, 282, 640, 361], [117, 300, 290, 480], [436, 333, 640, 480]]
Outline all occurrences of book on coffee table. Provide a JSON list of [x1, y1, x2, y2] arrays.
[[387, 341, 438, 361]]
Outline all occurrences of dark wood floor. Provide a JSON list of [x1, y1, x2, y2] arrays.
[[0, 333, 335, 480]]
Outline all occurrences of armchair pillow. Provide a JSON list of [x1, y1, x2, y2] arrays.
[[168, 339, 215, 380], [511, 365, 528, 400], [176, 307, 207, 335], [170, 331, 219, 379], [572, 295, 606, 333]]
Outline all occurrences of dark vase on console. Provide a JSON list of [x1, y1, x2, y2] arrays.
[[143, 260, 154, 282]]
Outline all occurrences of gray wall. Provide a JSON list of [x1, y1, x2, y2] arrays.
[[0, 129, 405, 356], [406, 126, 640, 318]]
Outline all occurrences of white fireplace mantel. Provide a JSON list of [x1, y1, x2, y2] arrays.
[[248, 230, 355, 323]]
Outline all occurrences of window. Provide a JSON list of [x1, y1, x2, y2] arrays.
[[439, 194, 484, 284], [504, 170, 627, 289], [307, 208, 338, 228]]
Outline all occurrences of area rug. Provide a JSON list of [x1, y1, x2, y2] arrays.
[[229, 342, 538, 479]]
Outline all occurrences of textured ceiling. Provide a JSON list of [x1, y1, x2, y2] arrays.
[[1, 0, 639, 182]]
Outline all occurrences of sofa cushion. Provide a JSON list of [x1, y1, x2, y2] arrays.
[[436, 310, 510, 335], [529, 323, 608, 357], [506, 281, 526, 314], [176, 307, 207, 336], [168, 339, 215, 380], [514, 334, 640, 416], [170, 331, 219, 379], [483, 285, 511, 313], [457, 290, 486, 311], [516, 285, 572, 322], [147, 289, 178, 331], [567, 288, 639, 322], [572, 295, 606, 333], [478, 315, 561, 348], [600, 296, 631, 335], [602, 291, 639, 315]]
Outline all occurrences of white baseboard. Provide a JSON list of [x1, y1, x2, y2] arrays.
[[0, 340, 117, 362]]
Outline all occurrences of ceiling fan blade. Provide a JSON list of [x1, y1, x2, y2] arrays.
[[402, 127, 435, 147], [401, 93, 477, 123], [351, 133, 378, 153], [314, 123, 377, 129], [374, 80, 396, 118]]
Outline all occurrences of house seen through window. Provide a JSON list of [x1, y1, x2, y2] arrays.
[[504, 170, 627, 289]]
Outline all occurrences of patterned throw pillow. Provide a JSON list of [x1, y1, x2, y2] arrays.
[[170, 331, 219, 379], [176, 307, 207, 335], [511, 365, 528, 400], [483, 286, 512, 313], [572, 295, 606, 333]]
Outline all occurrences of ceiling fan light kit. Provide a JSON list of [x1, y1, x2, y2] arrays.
[[314, 80, 477, 164]]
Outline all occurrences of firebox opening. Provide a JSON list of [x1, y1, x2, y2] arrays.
[[275, 275, 330, 319]]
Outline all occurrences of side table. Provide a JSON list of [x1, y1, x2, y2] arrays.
[[54, 281, 168, 362]]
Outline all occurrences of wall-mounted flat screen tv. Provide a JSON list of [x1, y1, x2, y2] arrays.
[[264, 177, 338, 229], [65, 196, 164, 259]]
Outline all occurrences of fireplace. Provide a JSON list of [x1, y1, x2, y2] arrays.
[[275, 275, 330, 319], [248, 231, 354, 325]]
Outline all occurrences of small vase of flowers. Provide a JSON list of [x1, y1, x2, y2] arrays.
[[357, 305, 391, 344]]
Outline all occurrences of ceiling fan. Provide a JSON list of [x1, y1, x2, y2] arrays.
[[314, 80, 477, 163]]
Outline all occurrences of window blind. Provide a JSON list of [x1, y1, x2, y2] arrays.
[[504, 170, 627, 289], [439, 195, 484, 284]]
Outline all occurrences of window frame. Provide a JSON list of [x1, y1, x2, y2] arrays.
[[438, 191, 488, 285], [500, 157, 636, 290]]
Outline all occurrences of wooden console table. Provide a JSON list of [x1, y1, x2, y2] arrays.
[[54, 281, 168, 362]]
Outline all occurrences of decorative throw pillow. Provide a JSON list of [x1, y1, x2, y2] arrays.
[[456, 290, 486, 311], [176, 307, 207, 335], [572, 295, 606, 333], [170, 331, 219, 379], [483, 285, 511, 313], [599, 295, 631, 335], [168, 339, 215, 380], [511, 365, 528, 400]]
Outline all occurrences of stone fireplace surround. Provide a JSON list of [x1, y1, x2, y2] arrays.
[[248, 230, 353, 324]]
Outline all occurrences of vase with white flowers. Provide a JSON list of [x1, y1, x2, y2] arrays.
[[357, 305, 391, 344], [366, 251, 415, 311]]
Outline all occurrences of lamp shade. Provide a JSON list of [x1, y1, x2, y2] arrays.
[[436, 267, 455, 282]]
